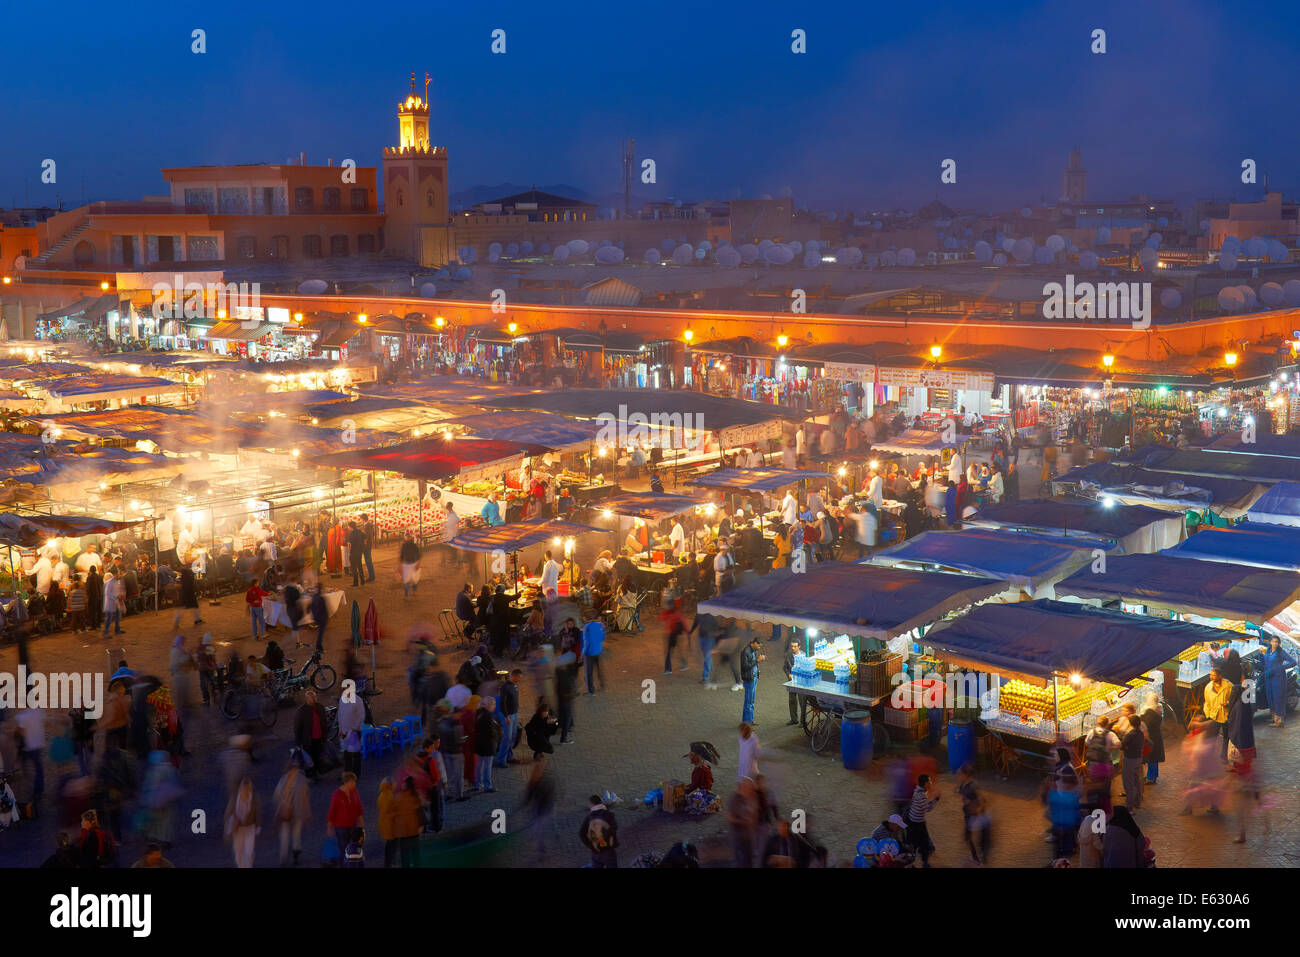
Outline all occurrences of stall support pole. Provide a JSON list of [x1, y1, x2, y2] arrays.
[[1052, 674, 1060, 734], [153, 517, 159, 613]]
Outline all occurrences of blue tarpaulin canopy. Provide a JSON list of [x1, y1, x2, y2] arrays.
[[870, 429, 965, 455], [448, 518, 612, 554], [925, 599, 1243, 686], [1054, 461, 1263, 514], [0, 512, 145, 548], [869, 529, 1093, 592], [1246, 481, 1300, 527], [696, 563, 1004, 641], [1115, 444, 1300, 484], [965, 498, 1185, 553], [1202, 434, 1300, 458], [1166, 523, 1300, 570], [1055, 553, 1300, 623], [595, 491, 703, 519], [442, 410, 605, 451], [479, 388, 802, 429], [687, 467, 827, 493]]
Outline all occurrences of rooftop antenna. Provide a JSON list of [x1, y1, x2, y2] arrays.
[[621, 138, 635, 219]]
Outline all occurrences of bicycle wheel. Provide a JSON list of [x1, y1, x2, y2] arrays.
[[311, 664, 337, 692], [811, 713, 837, 754], [220, 688, 241, 720]]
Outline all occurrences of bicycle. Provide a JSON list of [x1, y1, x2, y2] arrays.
[[269, 649, 338, 703], [220, 681, 278, 728]]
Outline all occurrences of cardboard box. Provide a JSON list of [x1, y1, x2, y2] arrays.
[[660, 779, 686, 813]]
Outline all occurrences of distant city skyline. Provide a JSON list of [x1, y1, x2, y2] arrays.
[[4, 0, 1299, 213]]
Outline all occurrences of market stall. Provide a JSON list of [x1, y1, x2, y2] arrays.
[[1165, 522, 1300, 570], [1054, 552, 1300, 726], [264, 586, 348, 629], [964, 498, 1186, 554], [447, 517, 613, 606], [1052, 460, 1265, 521], [923, 600, 1241, 772], [1244, 480, 1300, 527], [697, 563, 1004, 755], [869, 527, 1098, 599]]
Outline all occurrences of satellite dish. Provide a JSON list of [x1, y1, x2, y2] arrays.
[[803, 250, 821, 268], [1221, 236, 1241, 253], [715, 246, 741, 267], [694, 248, 706, 260], [520, 241, 534, 255], [434, 268, 450, 280], [897, 248, 916, 266], [1159, 288, 1181, 309], [554, 245, 570, 261], [595, 246, 624, 264], [13, 256, 26, 270], [1260, 282, 1284, 307], [1145, 233, 1163, 248], [660, 239, 677, 254], [1218, 287, 1244, 312], [1046, 234, 1066, 252], [1156, 217, 1169, 228], [880, 250, 898, 267], [1034, 246, 1054, 264], [1020, 207, 1032, 218], [739, 244, 761, 264], [458, 246, 478, 263], [599, 239, 612, 247], [488, 242, 503, 256], [420, 282, 438, 298], [672, 243, 694, 265], [297, 279, 328, 294], [974, 240, 992, 262], [1245, 237, 1267, 258], [1078, 250, 1099, 271], [1269, 240, 1290, 263], [993, 252, 1007, 266], [699, 240, 713, 251], [505, 242, 519, 257], [1096, 227, 1112, 244], [1002, 237, 1016, 252], [567, 239, 589, 255], [488, 249, 501, 263], [1138, 247, 1158, 270], [1011, 238, 1034, 262], [1238, 285, 1258, 309], [805, 240, 819, 253], [1284, 280, 1300, 307], [538, 243, 551, 254], [789, 241, 803, 255], [454, 266, 472, 280], [838, 247, 863, 265], [644, 248, 661, 265], [763, 244, 794, 264], [758, 239, 774, 248], [1218, 251, 1238, 271]]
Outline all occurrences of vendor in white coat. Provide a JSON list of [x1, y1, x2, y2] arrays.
[[669, 519, 686, 556], [865, 469, 884, 508], [780, 490, 799, 527], [946, 450, 964, 485]]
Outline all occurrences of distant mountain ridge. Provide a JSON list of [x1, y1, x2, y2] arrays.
[[451, 182, 657, 212]]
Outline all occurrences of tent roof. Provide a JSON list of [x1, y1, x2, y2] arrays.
[[966, 497, 1178, 541], [479, 388, 801, 428], [0, 512, 144, 548], [1246, 480, 1300, 527], [1055, 553, 1300, 623], [925, 599, 1244, 686], [871, 429, 965, 455], [33, 373, 185, 399], [1166, 523, 1300, 570], [696, 563, 1004, 641], [1055, 461, 1263, 511], [442, 410, 605, 451], [687, 467, 827, 493], [314, 434, 546, 482], [356, 376, 546, 407], [1117, 444, 1300, 484], [447, 518, 611, 554], [595, 491, 704, 519], [870, 529, 1091, 590]]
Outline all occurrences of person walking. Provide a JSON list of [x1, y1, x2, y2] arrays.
[[309, 585, 329, 653], [294, 689, 328, 778], [1263, 635, 1296, 727], [579, 794, 619, 867], [173, 566, 202, 629], [740, 635, 764, 724], [348, 522, 367, 588], [338, 686, 366, 780], [783, 639, 802, 726], [474, 697, 500, 792], [525, 701, 558, 762], [383, 776, 425, 867], [436, 704, 466, 802], [495, 669, 521, 769], [101, 570, 125, 637], [726, 776, 759, 868], [737, 722, 761, 782], [246, 581, 269, 640], [904, 774, 941, 868], [1117, 704, 1145, 811], [1141, 694, 1165, 785], [690, 611, 718, 688], [361, 514, 376, 583], [66, 578, 87, 634], [556, 647, 579, 745], [327, 772, 365, 859], [224, 776, 261, 868], [399, 532, 421, 598], [581, 618, 606, 694], [271, 760, 311, 865], [1202, 666, 1234, 761], [441, 503, 462, 568]]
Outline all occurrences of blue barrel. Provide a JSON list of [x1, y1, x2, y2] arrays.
[[841, 711, 874, 769], [947, 720, 975, 774]]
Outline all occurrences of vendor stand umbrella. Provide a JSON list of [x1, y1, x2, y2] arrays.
[[349, 599, 362, 649]]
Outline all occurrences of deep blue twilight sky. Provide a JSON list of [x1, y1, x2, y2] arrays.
[[3, 0, 1297, 212]]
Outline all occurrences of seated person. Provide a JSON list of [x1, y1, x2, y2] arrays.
[[263, 640, 285, 672], [243, 654, 270, 686], [216, 548, 236, 582], [615, 581, 641, 633], [590, 569, 614, 613], [685, 752, 714, 794], [613, 551, 637, 585]]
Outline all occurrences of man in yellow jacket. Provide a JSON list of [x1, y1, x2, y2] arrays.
[[1202, 667, 1234, 761]]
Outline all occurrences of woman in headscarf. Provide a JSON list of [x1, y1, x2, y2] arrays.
[[137, 750, 183, 848], [1101, 806, 1146, 868], [1226, 683, 1256, 765], [1262, 635, 1297, 727]]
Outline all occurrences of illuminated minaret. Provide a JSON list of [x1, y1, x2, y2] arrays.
[[1063, 147, 1087, 204], [383, 72, 451, 264]]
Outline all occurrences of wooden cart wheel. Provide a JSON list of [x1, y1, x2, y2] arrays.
[[990, 734, 1017, 778], [1182, 687, 1203, 729], [800, 696, 820, 736], [811, 711, 837, 755], [805, 706, 829, 749]]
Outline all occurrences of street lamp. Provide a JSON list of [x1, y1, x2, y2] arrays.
[[434, 316, 445, 328], [357, 313, 368, 324], [100, 280, 110, 291], [683, 328, 693, 342], [508, 321, 518, 335], [1224, 352, 1238, 368], [929, 343, 942, 361], [1102, 354, 1114, 369], [777, 334, 789, 348]]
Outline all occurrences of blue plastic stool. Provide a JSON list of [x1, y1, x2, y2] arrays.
[[360, 724, 388, 759], [403, 714, 424, 739], [390, 720, 414, 749]]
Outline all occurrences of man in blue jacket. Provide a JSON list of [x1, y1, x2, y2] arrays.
[[581, 619, 606, 694], [480, 493, 503, 527]]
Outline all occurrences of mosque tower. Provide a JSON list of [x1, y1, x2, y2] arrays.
[[382, 72, 451, 265]]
